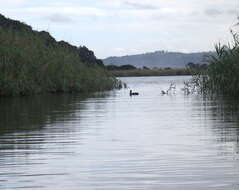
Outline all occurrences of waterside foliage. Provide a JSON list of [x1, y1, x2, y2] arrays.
[[0, 14, 119, 96], [193, 21, 239, 97], [109, 68, 192, 77]]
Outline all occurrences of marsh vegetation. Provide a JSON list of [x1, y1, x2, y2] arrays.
[[191, 19, 239, 97], [109, 67, 192, 77], [0, 14, 119, 96]]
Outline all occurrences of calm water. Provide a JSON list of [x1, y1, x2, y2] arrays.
[[1, 76, 239, 190]]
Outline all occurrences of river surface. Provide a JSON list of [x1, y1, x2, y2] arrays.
[[1, 76, 239, 190]]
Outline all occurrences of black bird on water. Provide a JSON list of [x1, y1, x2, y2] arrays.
[[130, 90, 139, 96]]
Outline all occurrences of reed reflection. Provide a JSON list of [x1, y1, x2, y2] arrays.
[[0, 95, 88, 134], [193, 95, 239, 154]]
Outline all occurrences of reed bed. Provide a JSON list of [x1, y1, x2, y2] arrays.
[[193, 28, 239, 97], [0, 14, 119, 96]]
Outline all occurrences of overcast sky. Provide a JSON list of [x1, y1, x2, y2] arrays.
[[0, 0, 239, 58]]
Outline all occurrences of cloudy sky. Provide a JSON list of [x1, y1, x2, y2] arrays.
[[0, 0, 239, 58]]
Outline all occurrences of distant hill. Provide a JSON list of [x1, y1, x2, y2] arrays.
[[103, 51, 215, 68]]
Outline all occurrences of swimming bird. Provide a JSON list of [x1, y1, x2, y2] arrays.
[[130, 90, 139, 96]]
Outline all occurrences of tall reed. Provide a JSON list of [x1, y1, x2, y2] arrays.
[[193, 19, 239, 97], [0, 14, 119, 96]]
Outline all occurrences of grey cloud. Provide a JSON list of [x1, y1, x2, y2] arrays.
[[124, 1, 159, 10], [204, 7, 239, 17], [227, 9, 239, 16], [46, 14, 73, 23], [204, 9, 223, 16]]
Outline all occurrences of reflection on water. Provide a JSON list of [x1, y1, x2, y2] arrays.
[[197, 96, 239, 154], [0, 76, 239, 190]]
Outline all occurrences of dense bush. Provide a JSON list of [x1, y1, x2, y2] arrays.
[[106, 64, 137, 71], [186, 62, 208, 70], [0, 14, 119, 96]]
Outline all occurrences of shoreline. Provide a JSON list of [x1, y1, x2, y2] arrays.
[[109, 68, 194, 77]]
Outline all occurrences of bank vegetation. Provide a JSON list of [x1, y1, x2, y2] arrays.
[[0, 14, 119, 96], [193, 18, 239, 97]]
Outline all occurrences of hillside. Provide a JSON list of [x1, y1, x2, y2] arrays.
[[0, 14, 118, 96], [103, 51, 214, 68]]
